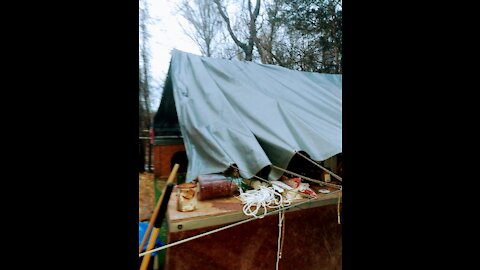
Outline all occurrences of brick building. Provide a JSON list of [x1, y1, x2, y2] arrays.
[[152, 72, 188, 180]]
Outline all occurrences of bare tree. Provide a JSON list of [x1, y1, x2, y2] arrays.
[[213, 0, 261, 61], [175, 0, 341, 74], [178, 0, 222, 57], [255, 0, 286, 65], [212, 30, 243, 60], [139, 0, 152, 129]]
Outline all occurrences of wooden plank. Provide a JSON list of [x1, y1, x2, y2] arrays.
[[167, 188, 243, 222], [167, 188, 341, 232]]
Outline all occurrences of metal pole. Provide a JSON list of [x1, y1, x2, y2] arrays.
[[148, 142, 152, 172], [148, 127, 153, 172]]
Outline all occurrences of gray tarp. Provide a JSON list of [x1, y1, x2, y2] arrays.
[[166, 49, 342, 182]]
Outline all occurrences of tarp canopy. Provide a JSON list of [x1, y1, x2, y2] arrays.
[[155, 49, 342, 182]]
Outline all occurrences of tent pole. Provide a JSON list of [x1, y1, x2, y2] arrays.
[[296, 152, 342, 181]]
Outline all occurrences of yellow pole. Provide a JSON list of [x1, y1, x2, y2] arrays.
[[139, 164, 179, 253], [139, 227, 160, 270]]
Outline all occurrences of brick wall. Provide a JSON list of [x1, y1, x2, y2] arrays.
[[153, 144, 186, 178]]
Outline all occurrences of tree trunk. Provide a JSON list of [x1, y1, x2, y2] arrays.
[[214, 0, 260, 62], [140, 0, 151, 128]]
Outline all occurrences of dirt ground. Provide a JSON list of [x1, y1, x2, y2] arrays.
[[139, 172, 155, 221]]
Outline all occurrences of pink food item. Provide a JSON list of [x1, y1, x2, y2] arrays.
[[297, 183, 318, 198], [280, 177, 318, 199], [283, 177, 302, 189], [300, 187, 318, 198]]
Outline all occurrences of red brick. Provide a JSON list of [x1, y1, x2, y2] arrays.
[[154, 144, 186, 178]]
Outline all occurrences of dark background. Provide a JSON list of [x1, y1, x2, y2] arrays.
[[3, 1, 476, 269]]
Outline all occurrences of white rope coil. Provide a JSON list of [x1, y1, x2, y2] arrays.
[[238, 186, 291, 218]]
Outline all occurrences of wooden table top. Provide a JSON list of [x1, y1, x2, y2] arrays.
[[167, 187, 341, 232]]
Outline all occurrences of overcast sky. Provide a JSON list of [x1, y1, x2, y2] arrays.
[[146, 0, 201, 110]]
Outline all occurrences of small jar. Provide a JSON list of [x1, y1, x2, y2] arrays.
[[177, 183, 197, 212], [197, 175, 238, 201]]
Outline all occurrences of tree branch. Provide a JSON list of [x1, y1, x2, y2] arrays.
[[213, 0, 248, 52], [255, 38, 285, 66], [247, 0, 261, 60]]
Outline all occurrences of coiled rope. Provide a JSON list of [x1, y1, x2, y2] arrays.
[[238, 185, 291, 218]]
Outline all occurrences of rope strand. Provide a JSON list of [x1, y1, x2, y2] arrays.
[[276, 209, 285, 270], [231, 164, 319, 200], [271, 165, 342, 189], [337, 193, 342, 224], [296, 152, 342, 182]]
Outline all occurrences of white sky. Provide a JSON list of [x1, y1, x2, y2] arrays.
[[145, 0, 201, 110]]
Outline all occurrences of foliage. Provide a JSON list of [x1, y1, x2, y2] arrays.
[[281, 0, 342, 73]]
